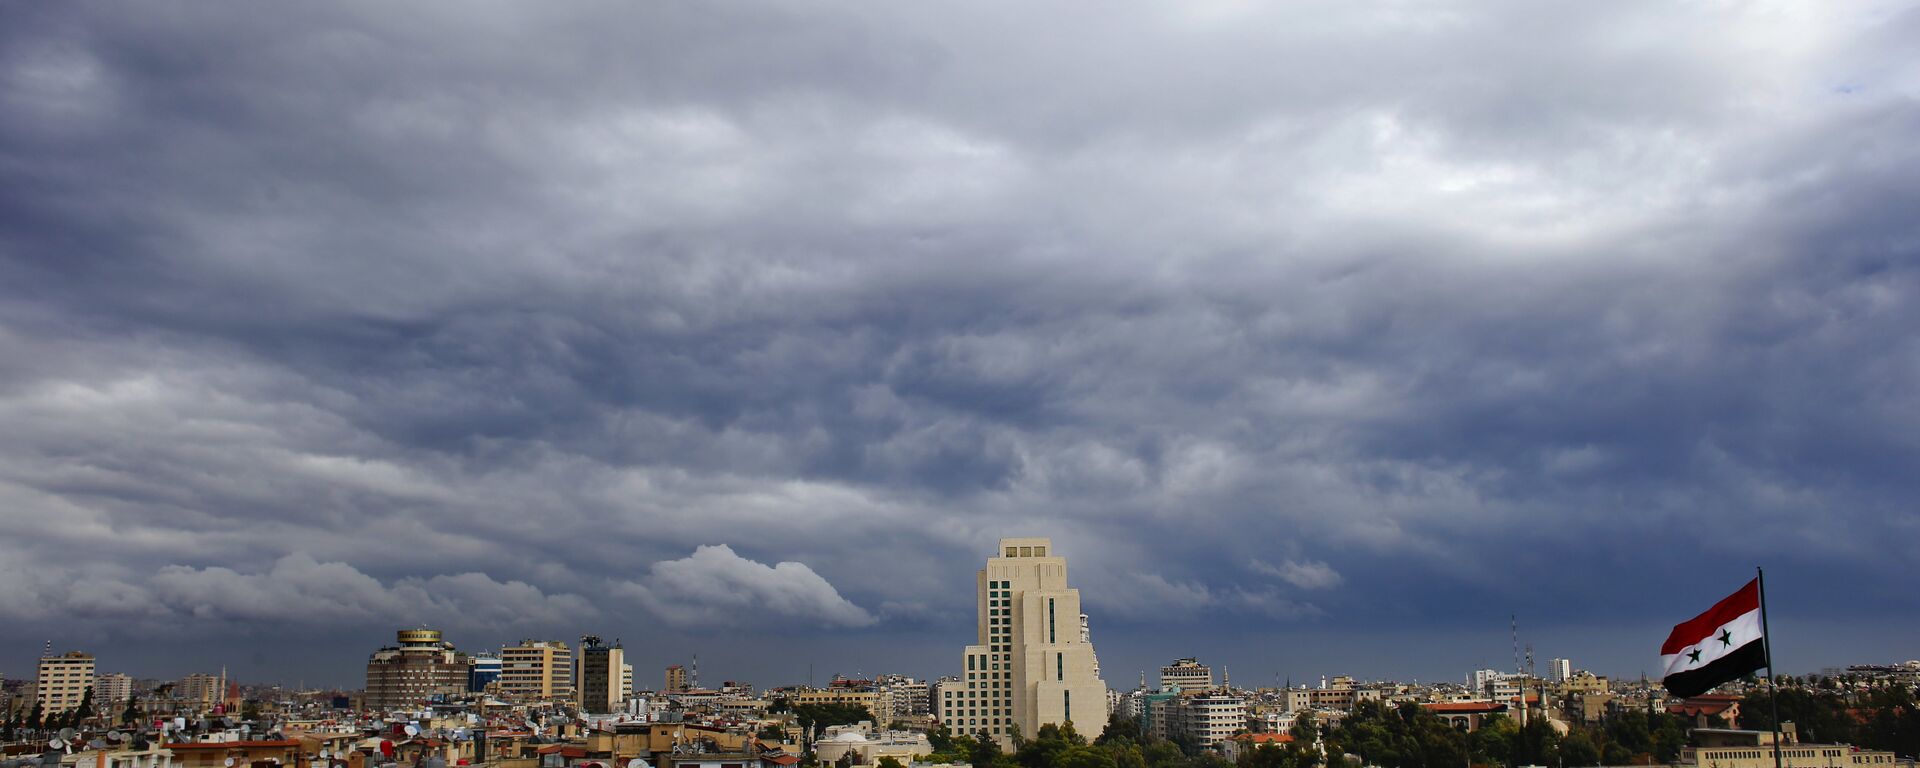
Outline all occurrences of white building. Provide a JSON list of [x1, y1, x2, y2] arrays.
[[938, 537, 1110, 746], [1550, 659, 1572, 682], [1171, 692, 1249, 749]]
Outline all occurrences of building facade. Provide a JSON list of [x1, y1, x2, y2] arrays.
[[94, 672, 136, 708], [37, 651, 96, 714], [1160, 659, 1215, 693], [470, 655, 502, 693], [1170, 692, 1249, 749], [579, 638, 627, 714], [365, 629, 471, 708], [501, 640, 574, 701], [665, 665, 688, 693], [176, 672, 226, 710], [938, 537, 1109, 746]]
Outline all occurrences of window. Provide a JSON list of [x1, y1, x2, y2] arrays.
[[1020, 546, 1033, 557], [1049, 598, 1057, 643], [1035, 546, 1046, 556], [1006, 547, 1017, 557], [1058, 653, 1064, 680]]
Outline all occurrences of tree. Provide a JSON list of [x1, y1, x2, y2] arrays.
[[971, 730, 1003, 768], [1468, 715, 1517, 768], [27, 701, 43, 733], [1559, 731, 1600, 767], [794, 702, 876, 753], [74, 686, 96, 722], [122, 699, 142, 727], [1097, 713, 1145, 748], [1512, 717, 1561, 768], [877, 758, 908, 768], [1289, 712, 1319, 744], [929, 724, 960, 755]]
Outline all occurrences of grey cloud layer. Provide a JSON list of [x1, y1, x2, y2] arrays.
[[2, 1, 1917, 678]]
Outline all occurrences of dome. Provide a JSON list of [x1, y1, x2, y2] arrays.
[[829, 732, 869, 743]]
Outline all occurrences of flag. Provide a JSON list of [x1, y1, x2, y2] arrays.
[[1661, 578, 1768, 698]]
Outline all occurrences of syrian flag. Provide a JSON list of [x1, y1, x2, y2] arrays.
[[1661, 578, 1769, 698]]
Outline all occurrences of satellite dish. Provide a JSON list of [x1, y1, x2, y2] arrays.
[[226, 759, 237, 767], [88, 740, 108, 750], [109, 731, 126, 742], [320, 751, 330, 759], [59, 729, 77, 741], [175, 718, 187, 730], [404, 725, 419, 737], [47, 740, 65, 751], [628, 759, 648, 768]]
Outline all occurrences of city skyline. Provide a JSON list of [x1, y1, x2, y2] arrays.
[[2, 549, 1906, 691], [3, 2, 1918, 694]]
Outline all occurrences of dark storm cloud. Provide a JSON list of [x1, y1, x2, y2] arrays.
[[2, 0, 1917, 683]]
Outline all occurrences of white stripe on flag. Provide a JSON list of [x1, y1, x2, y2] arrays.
[[1660, 606, 1762, 678]]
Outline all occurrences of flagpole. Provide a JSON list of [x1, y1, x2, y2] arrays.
[[1758, 567, 1783, 768]]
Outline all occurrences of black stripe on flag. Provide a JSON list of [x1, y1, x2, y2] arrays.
[[1663, 638, 1766, 698]]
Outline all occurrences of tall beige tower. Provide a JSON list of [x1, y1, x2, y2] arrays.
[[577, 638, 625, 714], [36, 651, 96, 714], [939, 537, 1108, 747], [500, 640, 574, 701]]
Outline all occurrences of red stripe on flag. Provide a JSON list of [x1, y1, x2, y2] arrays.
[[1661, 578, 1760, 655]]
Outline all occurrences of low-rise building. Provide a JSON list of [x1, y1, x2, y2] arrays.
[[1422, 701, 1506, 732], [164, 739, 301, 768]]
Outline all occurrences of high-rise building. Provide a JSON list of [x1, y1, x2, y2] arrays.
[[621, 663, 634, 701], [578, 637, 626, 714], [500, 640, 574, 701], [1160, 659, 1215, 693], [665, 665, 688, 693], [94, 673, 135, 708], [365, 629, 471, 708], [177, 671, 227, 710], [36, 651, 96, 714], [470, 655, 503, 693], [938, 537, 1109, 747], [1550, 658, 1572, 682]]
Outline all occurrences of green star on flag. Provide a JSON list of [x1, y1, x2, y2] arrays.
[[1687, 648, 1702, 664], [1719, 629, 1734, 647]]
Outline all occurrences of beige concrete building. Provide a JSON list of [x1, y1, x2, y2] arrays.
[[1686, 744, 1903, 768], [94, 672, 136, 708], [579, 638, 626, 714], [938, 537, 1109, 746], [37, 651, 96, 714], [789, 687, 887, 719], [1160, 659, 1214, 693], [175, 671, 227, 711], [501, 640, 574, 701], [666, 664, 688, 693], [365, 629, 470, 708]]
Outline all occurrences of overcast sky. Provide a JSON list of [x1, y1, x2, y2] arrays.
[[3, 1, 1918, 691]]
